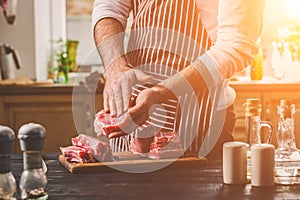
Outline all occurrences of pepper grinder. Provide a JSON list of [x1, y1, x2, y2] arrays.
[[0, 125, 17, 200], [18, 123, 48, 200]]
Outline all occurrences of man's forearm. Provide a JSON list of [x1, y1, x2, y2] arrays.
[[94, 18, 129, 75], [146, 63, 206, 110], [94, 17, 124, 48]]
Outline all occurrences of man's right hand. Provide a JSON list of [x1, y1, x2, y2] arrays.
[[94, 18, 152, 117], [104, 63, 153, 117]]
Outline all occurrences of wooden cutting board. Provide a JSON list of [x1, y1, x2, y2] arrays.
[[59, 151, 207, 173]]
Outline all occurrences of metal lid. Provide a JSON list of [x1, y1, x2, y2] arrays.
[[0, 125, 15, 154], [280, 99, 293, 106], [244, 98, 261, 106], [18, 123, 46, 151], [244, 98, 262, 116], [279, 99, 294, 118]]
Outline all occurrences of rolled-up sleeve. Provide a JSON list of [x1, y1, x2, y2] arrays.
[[92, 0, 133, 30], [197, 0, 265, 81]]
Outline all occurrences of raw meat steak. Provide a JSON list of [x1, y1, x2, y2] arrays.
[[94, 110, 126, 136], [147, 132, 184, 159], [60, 146, 96, 163], [130, 132, 184, 159], [130, 136, 155, 154], [72, 134, 113, 161]]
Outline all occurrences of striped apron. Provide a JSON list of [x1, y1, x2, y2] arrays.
[[110, 0, 221, 157]]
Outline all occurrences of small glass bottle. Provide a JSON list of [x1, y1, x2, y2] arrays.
[[271, 42, 283, 79], [18, 123, 48, 200], [282, 43, 293, 65], [0, 125, 17, 200], [275, 99, 300, 161], [244, 98, 262, 145], [243, 98, 273, 147], [281, 43, 293, 79]]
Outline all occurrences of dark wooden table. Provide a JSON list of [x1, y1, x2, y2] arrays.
[[10, 153, 300, 200]]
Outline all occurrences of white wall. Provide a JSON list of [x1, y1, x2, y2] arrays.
[[34, 0, 66, 81], [0, 0, 66, 81], [67, 17, 95, 66], [0, 0, 35, 79]]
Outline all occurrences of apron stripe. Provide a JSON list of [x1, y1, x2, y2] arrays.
[[111, 0, 214, 155]]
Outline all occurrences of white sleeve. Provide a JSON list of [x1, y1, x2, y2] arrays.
[[92, 0, 133, 30], [196, 0, 265, 81]]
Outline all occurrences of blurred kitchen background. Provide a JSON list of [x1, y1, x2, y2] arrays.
[[0, 0, 300, 82]]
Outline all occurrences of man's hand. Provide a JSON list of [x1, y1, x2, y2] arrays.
[[104, 65, 153, 117], [105, 65, 206, 138], [106, 85, 175, 138]]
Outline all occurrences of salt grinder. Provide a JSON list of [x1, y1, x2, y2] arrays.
[[18, 123, 48, 200], [0, 125, 17, 200]]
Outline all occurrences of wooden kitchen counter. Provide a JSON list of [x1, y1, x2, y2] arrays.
[[230, 79, 300, 91], [0, 82, 103, 153], [0, 83, 73, 95], [10, 153, 300, 200]]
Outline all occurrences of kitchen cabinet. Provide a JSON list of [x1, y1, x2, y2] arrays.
[[0, 84, 103, 153], [2, 81, 300, 152], [230, 82, 300, 148]]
